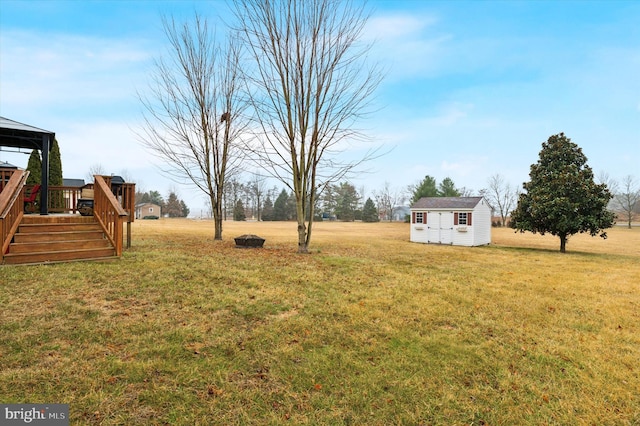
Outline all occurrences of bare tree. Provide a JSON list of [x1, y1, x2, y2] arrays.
[[224, 177, 245, 220], [117, 169, 135, 184], [247, 172, 268, 220], [137, 14, 248, 240], [484, 174, 517, 227], [374, 181, 405, 222], [233, 0, 383, 253], [597, 171, 619, 194], [86, 163, 106, 182], [457, 187, 476, 197], [614, 175, 639, 229]]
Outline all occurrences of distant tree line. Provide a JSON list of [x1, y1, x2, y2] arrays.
[[225, 179, 380, 223]]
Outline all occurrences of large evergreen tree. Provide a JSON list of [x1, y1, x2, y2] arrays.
[[25, 150, 42, 186], [233, 199, 246, 221], [334, 182, 359, 222], [49, 138, 64, 209], [165, 192, 184, 217], [261, 195, 274, 221], [141, 190, 165, 206], [49, 139, 63, 186], [180, 200, 190, 218], [438, 177, 461, 197], [410, 175, 438, 204], [510, 133, 615, 253], [273, 189, 289, 221], [361, 197, 379, 222]]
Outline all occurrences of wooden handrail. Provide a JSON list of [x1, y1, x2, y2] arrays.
[[93, 175, 128, 256], [1, 170, 28, 261], [118, 183, 136, 223], [0, 168, 17, 192]]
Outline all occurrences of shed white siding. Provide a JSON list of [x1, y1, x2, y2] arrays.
[[469, 200, 492, 246], [410, 197, 491, 247]]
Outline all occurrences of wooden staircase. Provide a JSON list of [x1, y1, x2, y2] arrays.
[[3, 215, 117, 265]]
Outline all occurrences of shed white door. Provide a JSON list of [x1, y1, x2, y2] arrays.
[[428, 212, 453, 244]]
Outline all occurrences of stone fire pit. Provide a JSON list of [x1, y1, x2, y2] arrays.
[[234, 234, 265, 248]]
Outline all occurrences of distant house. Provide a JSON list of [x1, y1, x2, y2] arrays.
[[410, 197, 491, 246], [136, 203, 161, 219], [392, 205, 410, 222]]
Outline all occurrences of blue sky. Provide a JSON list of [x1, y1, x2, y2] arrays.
[[1, 0, 638, 215]]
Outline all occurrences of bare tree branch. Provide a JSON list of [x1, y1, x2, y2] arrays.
[[374, 181, 405, 222], [483, 173, 518, 227], [613, 175, 640, 229], [136, 13, 250, 240], [233, 0, 384, 252]]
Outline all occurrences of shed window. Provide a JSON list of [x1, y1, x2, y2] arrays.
[[148, 207, 154, 213], [413, 212, 427, 224], [454, 212, 472, 225]]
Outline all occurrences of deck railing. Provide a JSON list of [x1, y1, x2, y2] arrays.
[[117, 183, 136, 249], [0, 170, 28, 259], [0, 168, 18, 193], [93, 175, 129, 256], [46, 185, 82, 213], [18, 184, 85, 214]]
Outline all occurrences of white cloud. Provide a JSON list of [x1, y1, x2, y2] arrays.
[[363, 12, 450, 79], [364, 14, 436, 41], [0, 30, 152, 116]]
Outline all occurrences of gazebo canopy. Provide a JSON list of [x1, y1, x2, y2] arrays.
[[0, 116, 55, 214], [0, 116, 55, 151]]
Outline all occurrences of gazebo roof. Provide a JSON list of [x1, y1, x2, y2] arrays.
[[0, 116, 55, 151], [0, 116, 56, 215]]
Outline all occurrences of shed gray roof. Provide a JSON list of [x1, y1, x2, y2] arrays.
[[411, 196, 483, 209]]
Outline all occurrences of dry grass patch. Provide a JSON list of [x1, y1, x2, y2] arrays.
[[1, 220, 638, 425]]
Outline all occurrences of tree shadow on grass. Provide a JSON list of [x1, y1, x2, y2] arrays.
[[486, 243, 628, 260]]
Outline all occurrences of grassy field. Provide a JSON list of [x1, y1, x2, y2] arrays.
[[1, 220, 638, 425]]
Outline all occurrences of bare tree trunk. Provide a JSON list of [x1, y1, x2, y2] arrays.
[[137, 14, 248, 241], [485, 174, 517, 228], [234, 0, 382, 253], [613, 175, 639, 229]]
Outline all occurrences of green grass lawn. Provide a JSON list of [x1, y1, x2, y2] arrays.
[[1, 220, 639, 425]]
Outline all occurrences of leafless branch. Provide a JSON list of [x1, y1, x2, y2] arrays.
[[233, 0, 384, 252]]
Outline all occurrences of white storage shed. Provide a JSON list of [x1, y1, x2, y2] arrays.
[[410, 197, 492, 246]]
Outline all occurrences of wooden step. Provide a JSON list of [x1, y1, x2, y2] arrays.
[[3, 215, 118, 265], [3, 247, 117, 265], [20, 215, 96, 225], [17, 223, 102, 233], [13, 230, 106, 243], [8, 239, 111, 254]]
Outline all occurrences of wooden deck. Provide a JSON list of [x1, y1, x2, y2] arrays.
[[2, 215, 118, 265], [1, 171, 135, 266]]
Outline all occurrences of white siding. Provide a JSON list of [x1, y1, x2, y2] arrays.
[[471, 199, 492, 246], [410, 210, 429, 243], [452, 216, 474, 246]]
